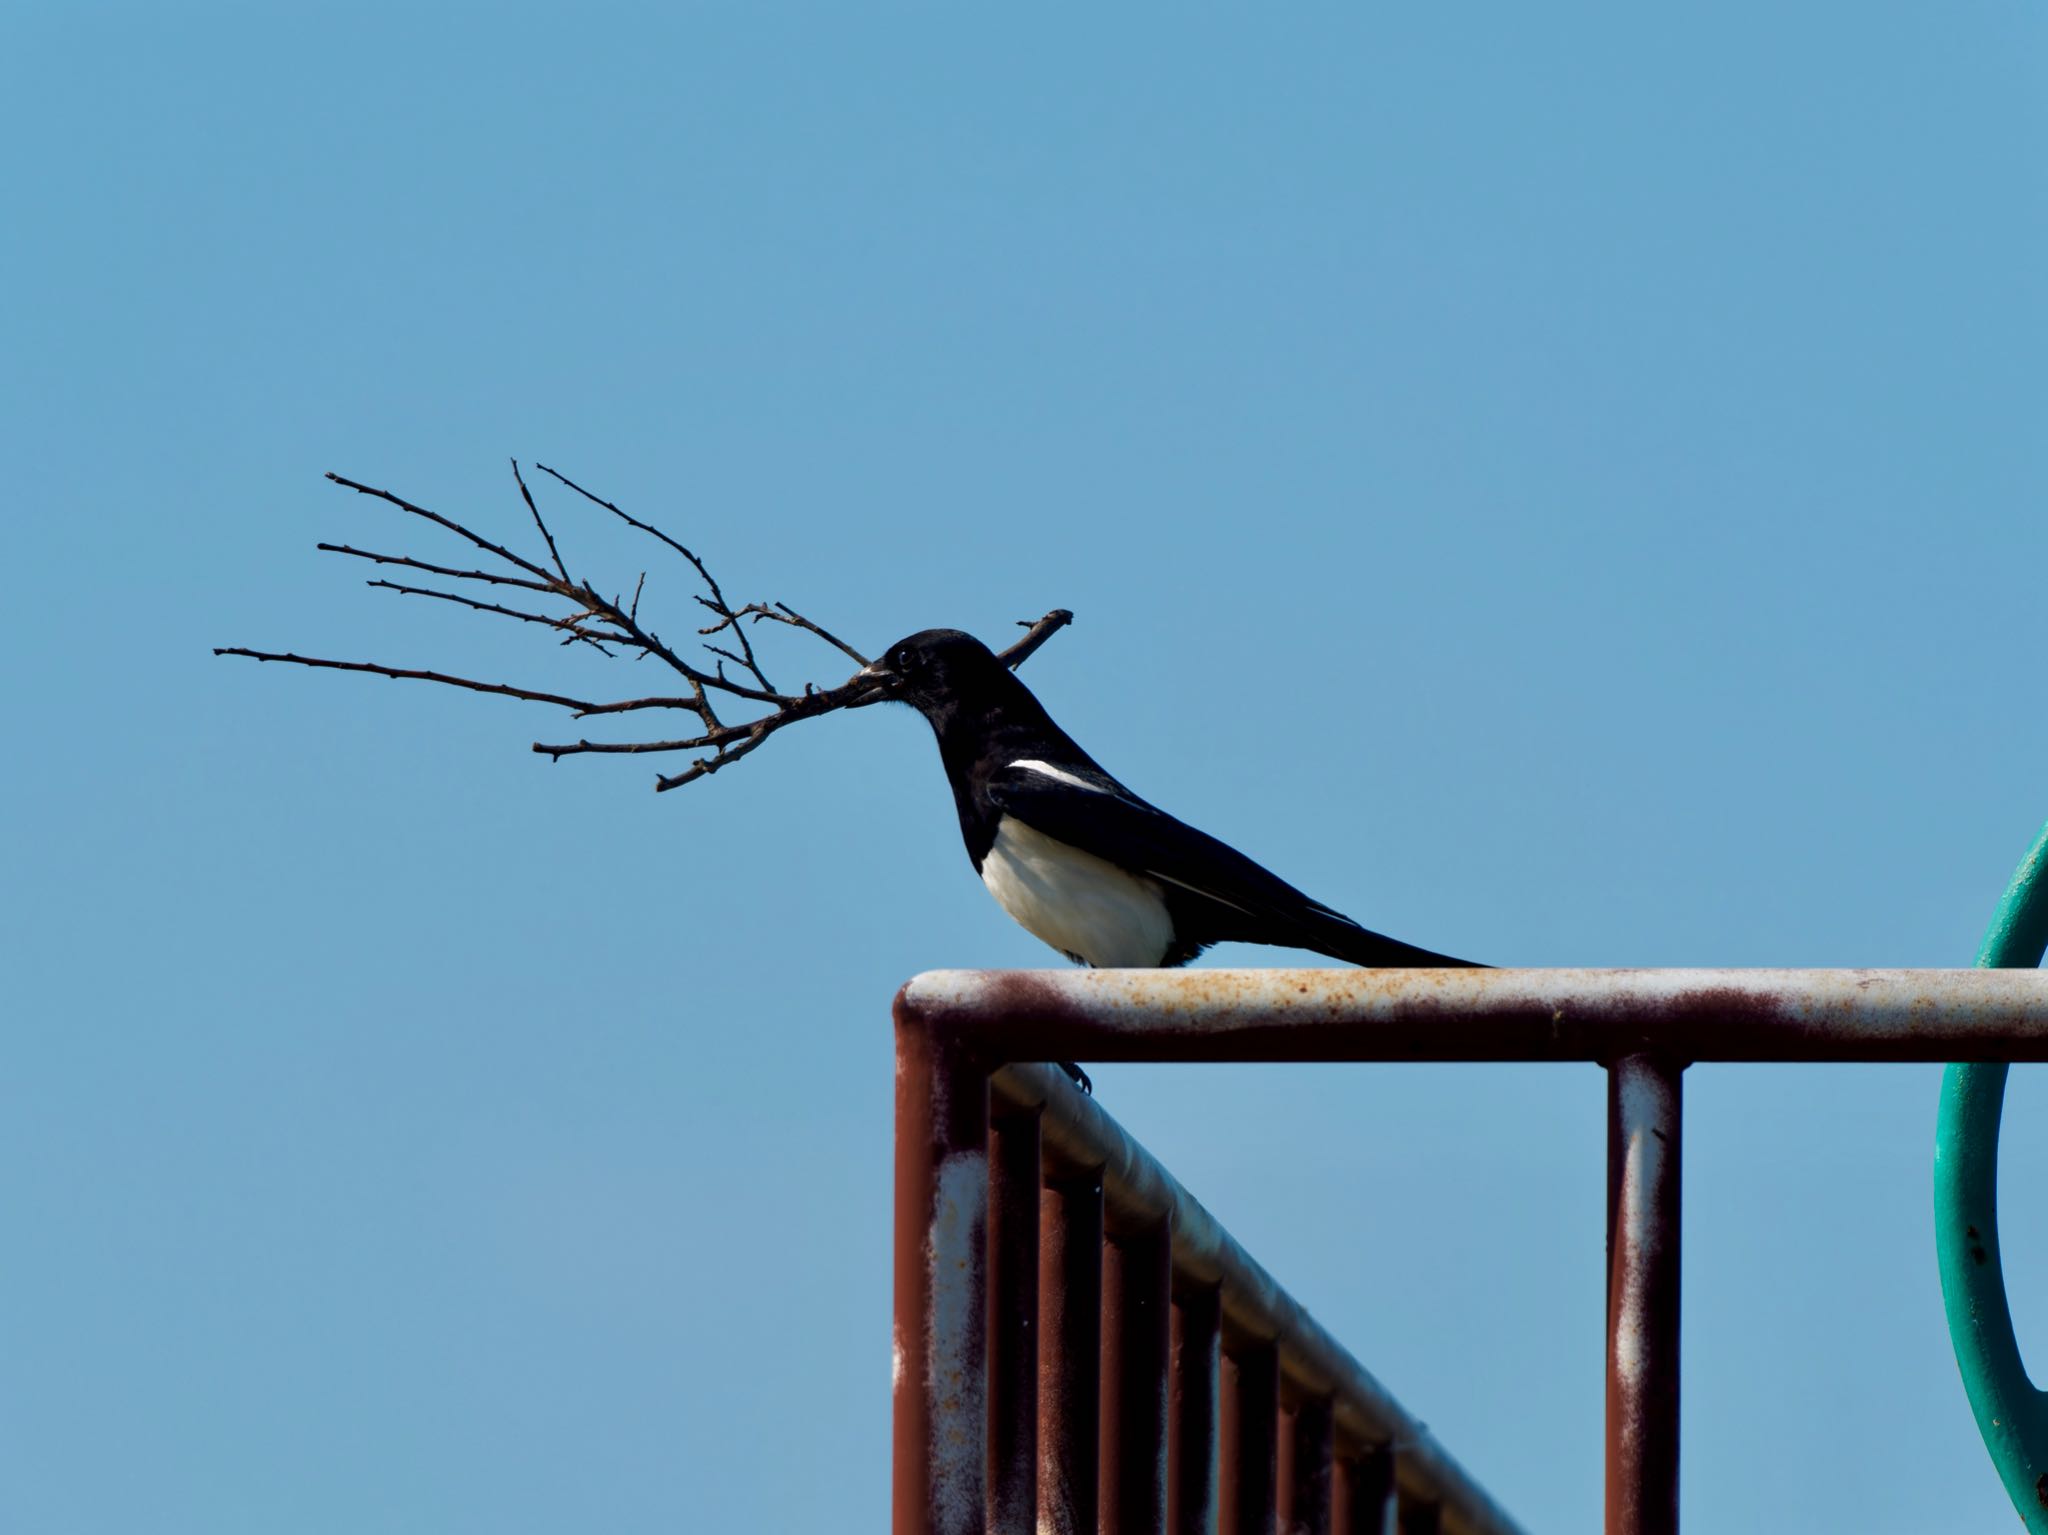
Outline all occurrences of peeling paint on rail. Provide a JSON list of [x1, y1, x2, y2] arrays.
[[897, 967, 2048, 1061], [926, 1151, 988, 1534]]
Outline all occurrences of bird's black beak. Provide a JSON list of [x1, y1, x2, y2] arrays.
[[844, 659, 899, 708]]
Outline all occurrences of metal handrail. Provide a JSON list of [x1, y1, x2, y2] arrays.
[[995, 1061, 1527, 1535], [1935, 822, 2048, 1530], [892, 1008, 1533, 1535], [900, 966, 2048, 1062], [897, 962, 2048, 1534]]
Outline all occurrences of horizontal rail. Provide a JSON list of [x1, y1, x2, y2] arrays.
[[995, 1060, 1529, 1535], [898, 967, 2048, 1061]]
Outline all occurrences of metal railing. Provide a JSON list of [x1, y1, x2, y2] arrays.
[[894, 966, 2048, 1534], [895, 1012, 1529, 1535]]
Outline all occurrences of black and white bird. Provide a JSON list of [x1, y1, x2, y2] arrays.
[[851, 628, 1480, 975]]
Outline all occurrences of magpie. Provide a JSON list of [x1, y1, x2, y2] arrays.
[[852, 628, 1481, 981]]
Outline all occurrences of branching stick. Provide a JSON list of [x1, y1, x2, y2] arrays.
[[217, 464, 1071, 793]]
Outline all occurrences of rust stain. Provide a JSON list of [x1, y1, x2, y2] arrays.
[[900, 967, 2048, 1064]]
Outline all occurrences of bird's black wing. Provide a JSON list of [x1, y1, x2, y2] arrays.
[[985, 761, 1477, 967]]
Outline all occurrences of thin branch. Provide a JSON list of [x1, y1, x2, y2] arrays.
[[656, 727, 775, 791], [213, 648, 622, 713], [534, 669, 873, 770], [998, 609, 1074, 669], [509, 458, 569, 581], [533, 460, 697, 563], [737, 601, 872, 667], [649, 674, 876, 791], [318, 542, 556, 593], [692, 598, 779, 692], [325, 472, 553, 583], [571, 694, 724, 718], [569, 576, 781, 707], [314, 471, 793, 726], [365, 580, 619, 655], [534, 734, 722, 759], [533, 460, 784, 692]]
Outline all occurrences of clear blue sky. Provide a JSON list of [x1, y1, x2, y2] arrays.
[[5, 6, 2046, 1531]]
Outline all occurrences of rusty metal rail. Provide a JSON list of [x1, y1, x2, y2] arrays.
[[893, 967, 2048, 1535], [899, 967, 2048, 1064], [895, 1017, 1527, 1535], [1006, 1059, 1522, 1534]]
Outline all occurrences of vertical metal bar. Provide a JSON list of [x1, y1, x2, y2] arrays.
[[893, 1021, 990, 1535], [1039, 1170, 1104, 1535], [1277, 1405, 1299, 1533], [987, 1108, 1042, 1534], [1101, 1219, 1173, 1535], [1168, 1285, 1221, 1535], [1219, 1341, 1279, 1535], [1331, 1449, 1395, 1535], [1395, 1495, 1441, 1535], [1606, 1051, 1683, 1535], [1276, 1396, 1332, 1535]]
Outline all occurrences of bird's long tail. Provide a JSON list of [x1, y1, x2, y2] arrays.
[[1296, 915, 1487, 969]]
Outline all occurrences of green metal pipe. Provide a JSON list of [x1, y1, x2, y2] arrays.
[[1936, 821, 2048, 1527]]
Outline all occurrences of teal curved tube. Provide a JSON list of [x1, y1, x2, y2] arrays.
[[1936, 822, 2048, 1527]]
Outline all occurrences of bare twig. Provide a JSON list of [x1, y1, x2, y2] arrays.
[[533, 666, 879, 786], [325, 472, 552, 582], [509, 459, 569, 581], [535, 736, 719, 757], [533, 461, 695, 565], [321, 473, 754, 709], [572, 694, 720, 718], [220, 466, 1073, 793], [317, 543, 554, 593], [365, 580, 620, 656], [532, 460, 789, 692], [657, 728, 775, 790], [998, 609, 1074, 669], [734, 601, 871, 668], [212, 648, 624, 714]]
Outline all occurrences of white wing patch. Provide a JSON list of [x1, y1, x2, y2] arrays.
[[981, 817, 1173, 968], [1009, 759, 1108, 794]]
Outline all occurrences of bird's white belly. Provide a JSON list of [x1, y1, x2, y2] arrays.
[[980, 816, 1173, 968]]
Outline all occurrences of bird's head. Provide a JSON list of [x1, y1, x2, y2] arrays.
[[847, 628, 1009, 719]]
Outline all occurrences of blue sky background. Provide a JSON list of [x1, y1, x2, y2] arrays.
[[5, 6, 2046, 1531]]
